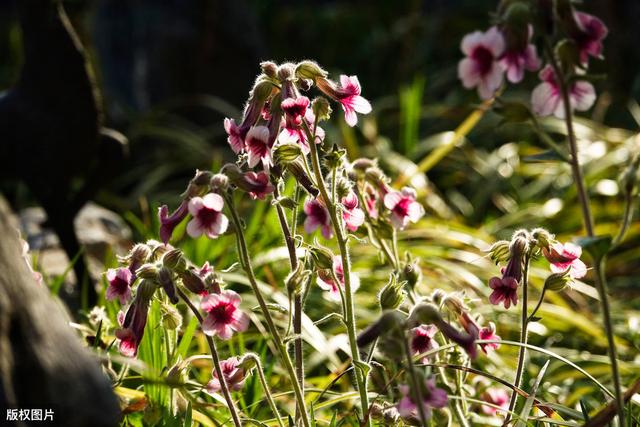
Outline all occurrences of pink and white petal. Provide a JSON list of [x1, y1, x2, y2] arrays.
[[223, 290, 241, 306], [202, 193, 224, 212], [407, 201, 425, 222], [217, 324, 234, 340], [321, 224, 334, 239], [186, 218, 204, 238], [304, 217, 320, 234], [188, 197, 204, 216], [484, 26, 505, 56], [352, 96, 372, 114], [524, 45, 541, 71], [563, 242, 582, 259], [458, 58, 481, 89], [343, 105, 358, 127], [383, 192, 402, 210], [351, 274, 360, 293], [106, 286, 118, 301], [106, 268, 117, 282], [397, 396, 416, 418], [571, 81, 596, 112], [316, 277, 333, 292], [200, 293, 221, 312], [231, 310, 250, 332], [206, 214, 229, 239], [461, 31, 483, 55], [531, 82, 559, 117], [570, 259, 587, 279]]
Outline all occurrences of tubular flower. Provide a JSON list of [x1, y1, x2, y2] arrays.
[[458, 27, 505, 99], [105, 267, 133, 304], [481, 387, 510, 416], [115, 297, 150, 357], [341, 191, 365, 232], [499, 26, 540, 83], [316, 75, 371, 126], [206, 356, 247, 394], [410, 325, 439, 362], [158, 200, 189, 244], [186, 193, 229, 239], [201, 289, 250, 339], [397, 379, 448, 421], [531, 65, 595, 119], [304, 198, 333, 239], [243, 171, 275, 200], [245, 125, 273, 169], [317, 256, 360, 301], [383, 187, 425, 229], [543, 242, 587, 279], [224, 118, 245, 154], [571, 12, 608, 65]]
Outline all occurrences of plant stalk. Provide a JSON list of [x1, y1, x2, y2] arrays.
[[245, 354, 286, 427]]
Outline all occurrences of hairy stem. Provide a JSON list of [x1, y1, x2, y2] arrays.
[[305, 123, 371, 425], [224, 194, 311, 427], [402, 334, 429, 427], [176, 287, 242, 427], [245, 354, 286, 427]]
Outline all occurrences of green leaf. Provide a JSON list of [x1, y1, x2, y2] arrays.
[[516, 359, 550, 426], [522, 149, 567, 163], [576, 235, 612, 260], [183, 401, 192, 427]]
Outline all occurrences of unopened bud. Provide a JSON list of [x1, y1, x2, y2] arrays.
[[401, 261, 422, 289], [277, 62, 296, 81], [136, 263, 159, 280], [544, 269, 573, 291], [161, 302, 183, 330], [531, 228, 554, 251], [285, 263, 310, 296], [357, 310, 406, 347], [286, 160, 319, 197], [274, 143, 302, 165], [443, 294, 466, 316], [295, 60, 328, 81], [260, 61, 278, 79], [180, 268, 206, 294], [407, 303, 442, 327], [210, 173, 230, 193], [166, 359, 188, 387], [238, 353, 259, 371], [378, 274, 406, 310], [487, 240, 510, 264], [364, 167, 388, 189], [137, 279, 158, 302], [309, 243, 334, 270], [129, 243, 151, 266], [162, 249, 186, 273], [351, 158, 376, 174], [311, 97, 332, 122], [184, 169, 213, 198], [431, 289, 446, 306], [158, 267, 179, 304]]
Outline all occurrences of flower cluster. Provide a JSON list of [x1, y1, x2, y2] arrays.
[[458, 1, 606, 118]]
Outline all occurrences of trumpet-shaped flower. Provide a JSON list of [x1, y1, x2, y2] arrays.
[[384, 187, 424, 229], [341, 192, 365, 232], [245, 125, 273, 168], [531, 65, 595, 119], [224, 118, 245, 154], [499, 26, 540, 83], [572, 12, 608, 65], [543, 242, 587, 279], [458, 27, 505, 99], [304, 198, 333, 239], [206, 356, 247, 394], [201, 290, 250, 340], [410, 325, 439, 362], [317, 256, 360, 301], [186, 193, 229, 239], [106, 267, 133, 304]]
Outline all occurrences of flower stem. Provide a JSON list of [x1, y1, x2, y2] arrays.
[[176, 287, 242, 427], [546, 44, 626, 424], [272, 183, 305, 418], [245, 354, 286, 427], [505, 253, 531, 422], [224, 193, 311, 427], [402, 333, 429, 427], [305, 123, 371, 426]]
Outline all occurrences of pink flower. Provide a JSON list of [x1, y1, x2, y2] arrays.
[[245, 125, 273, 168], [316, 75, 371, 126], [410, 325, 439, 362], [397, 379, 448, 421], [106, 267, 133, 304], [243, 171, 275, 200], [383, 187, 424, 229], [224, 118, 245, 154], [206, 356, 247, 394], [341, 192, 365, 232], [281, 96, 310, 126], [481, 387, 509, 416], [278, 109, 325, 154], [488, 276, 518, 309], [186, 193, 229, 239], [531, 65, 596, 119], [116, 298, 149, 357], [201, 289, 250, 339], [158, 200, 189, 244], [572, 12, 608, 65], [479, 322, 501, 354], [499, 26, 540, 83], [304, 198, 333, 239], [317, 256, 360, 302], [543, 242, 587, 279], [458, 27, 505, 99]]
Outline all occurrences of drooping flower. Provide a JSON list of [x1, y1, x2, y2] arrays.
[[243, 171, 275, 200], [479, 322, 501, 353], [116, 297, 150, 357], [543, 242, 587, 279], [458, 27, 505, 99], [410, 325, 439, 362], [278, 109, 325, 154], [397, 379, 448, 421], [206, 356, 247, 394], [383, 187, 425, 229], [571, 12, 608, 65], [281, 96, 310, 126], [341, 192, 365, 232], [481, 387, 510, 416], [158, 200, 189, 244], [317, 256, 360, 301], [245, 125, 273, 169], [488, 276, 519, 309], [186, 193, 229, 239], [499, 26, 540, 83], [201, 289, 250, 339], [106, 267, 133, 304], [304, 198, 333, 239], [531, 65, 596, 119], [224, 118, 245, 154], [316, 75, 371, 126]]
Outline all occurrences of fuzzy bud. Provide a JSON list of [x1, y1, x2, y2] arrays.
[[286, 160, 319, 197], [400, 261, 421, 289], [531, 228, 554, 251], [285, 263, 310, 296], [161, 302, 183, 330], [129, 243, 151, 266], [487, 240, 511, 264], [210, 173, 230, 193], [407, 303, 442, 327], [311, 96, 332, 122], [295, 60, 328, 81], [357, 310, 406, 347], [162, 249, 186, 273], [544, 269, 573, 291], [351, 158, 376, 174], [364, 167, 388, 189], [136, 263, 159, 281], [180, 268, 206, 294], [274, 143, 302, 165], [378, 274, 406, 310], [137, 279, 158, 302], [309, 244, 335, 270], [443, 294, 467, 316], [260, 61, 278, 79], [184, 170, 213, 198], [166, 359, 188, 387]]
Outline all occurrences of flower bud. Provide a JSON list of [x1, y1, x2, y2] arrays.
[[166, 359, 188, 387], [298, 78, 313, 92], [309, 243, 334, 270], [378, 274, 406, 310], [431, 288, 446, 306], [162, 248, 186, 273], [443, 293, 467, 316], [364, 167, 388, 190], [184, 169, 213, 198], [531, 228, 554, 251], [137, 279, 158, 302], [274, 143, 302, 165], [210, 173, 230, 193], [158, 267, 179, 304], [400, 261, 422, 289], [407, 303, 442, 327], [544, 269, 573, 291], [295, 60, 328, 81], [285, 262, 310, 296], [161, 302, 183, 330], [286, 160, 319, 197], [260, 61, 278, 79], [277, 62, 296, 81], [311, 97, 332, 122], [180, 268, 206, 294], [128, 243, 151, 267], [356, 310, 406, 347], [238, 353, 259, 371], [351, 158, 376, 174], [136, 263, 159, 280], [487, 240, 510, 264]]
